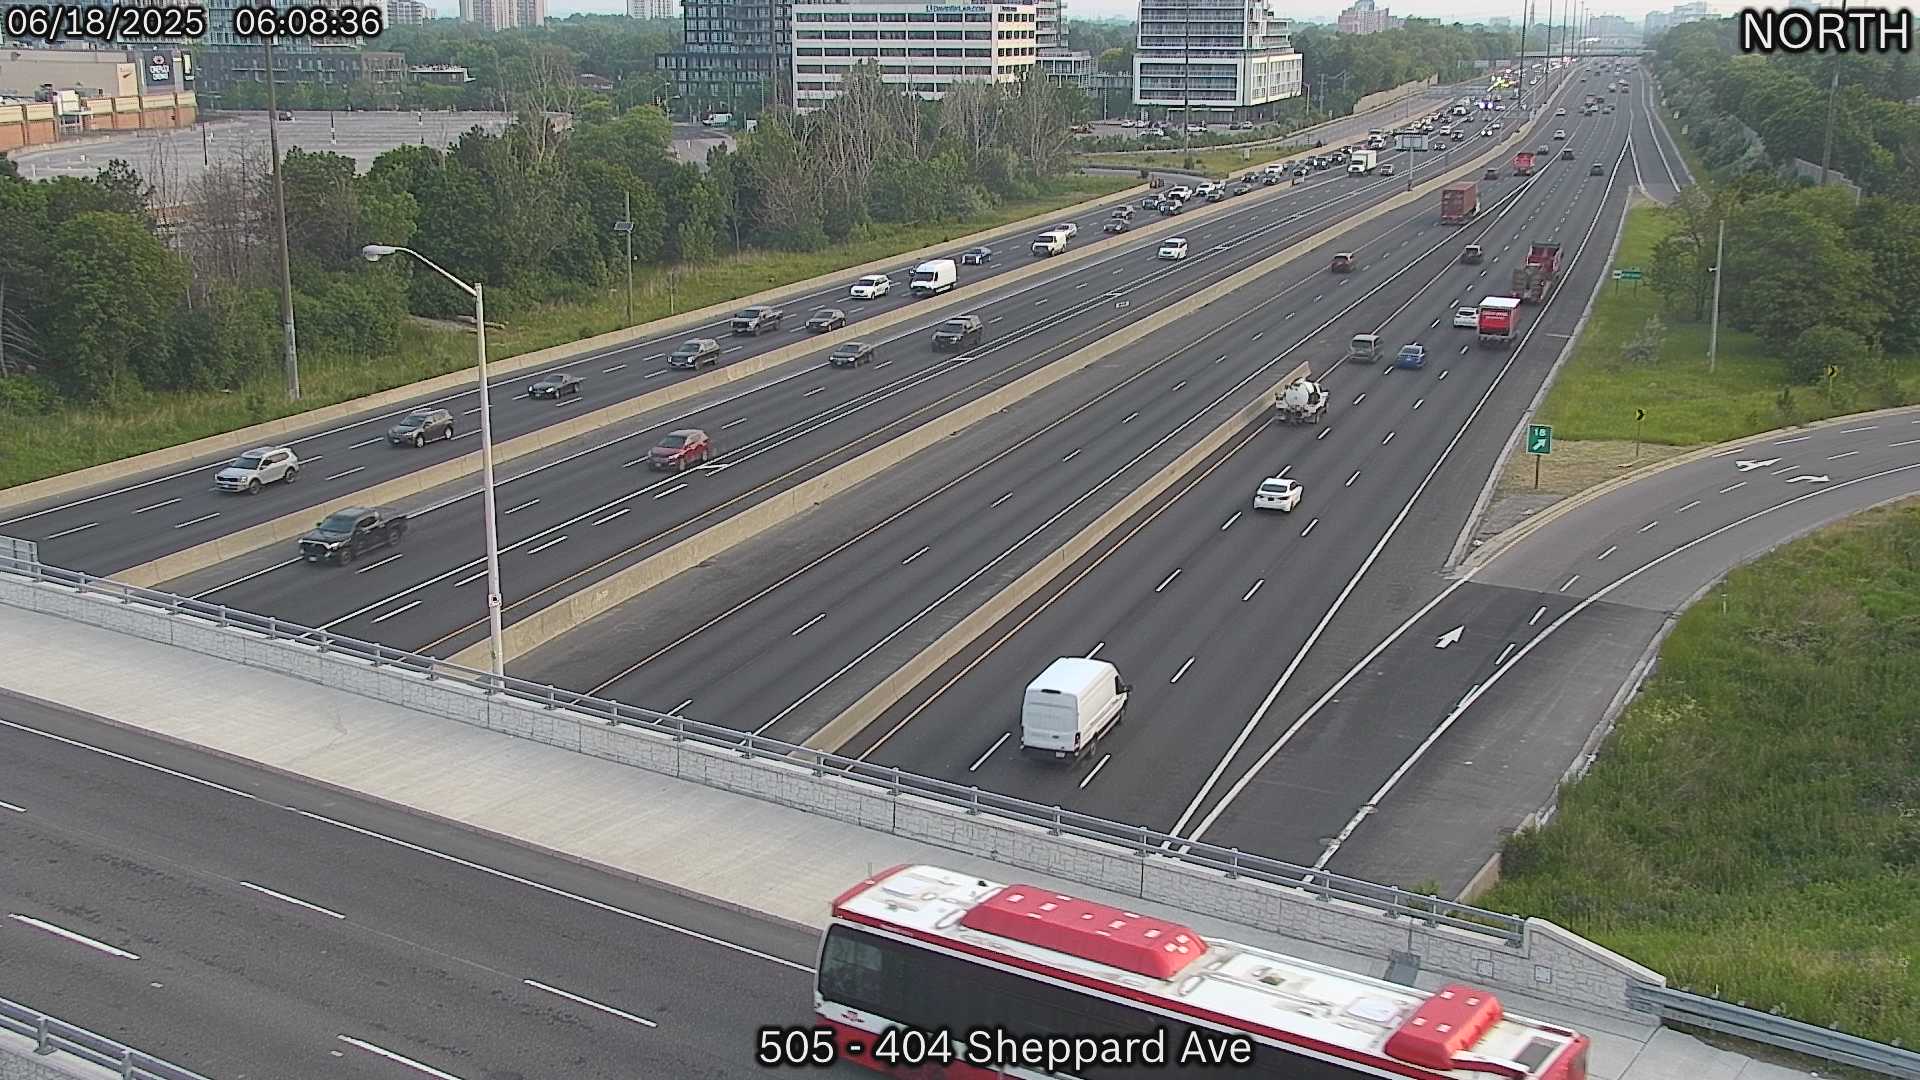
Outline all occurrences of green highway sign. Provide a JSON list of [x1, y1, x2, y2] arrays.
[[1527, 424, 1553, 454], [1615, 268, 1643, 280]]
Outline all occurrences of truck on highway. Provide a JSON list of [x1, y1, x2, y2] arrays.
[[1347, 149, 1379, 174], [1020, 657, 1130, 761], [1439, 181, 1480, 225], [1512, 151, 1537, 176], [1510, 241, 1563, 303], [1274, 376, 1328, 424], [1030, 227, 1071, 257], [1476, 296, 1521, 347], [299, 506, 408, 565], [909, 259, 958, 297]]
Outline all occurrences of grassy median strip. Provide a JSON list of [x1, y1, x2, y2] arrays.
[[0, 177, 1128, 495], [1477, 498, 1920, 1048]]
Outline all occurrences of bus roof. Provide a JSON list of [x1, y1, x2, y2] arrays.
[[833, 865, 1585, 1080]]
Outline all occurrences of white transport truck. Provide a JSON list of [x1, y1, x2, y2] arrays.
[[1020, 657, 1130, 761], [1275, 377, 1328, 423], [909, 259, 958, 297], [1347, 149, 1379, 174]]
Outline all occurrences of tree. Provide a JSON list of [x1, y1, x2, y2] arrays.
[[1648, 186, 1719, 321], [1784, 325, 1865, 386], [43, 212, 187, 401], [1722, 190, 1876, 346]]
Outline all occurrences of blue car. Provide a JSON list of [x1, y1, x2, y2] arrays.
[[1396, 344, 1427, 369]]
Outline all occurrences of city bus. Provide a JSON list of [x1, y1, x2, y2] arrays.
[[814, 865, 1591, 1080]]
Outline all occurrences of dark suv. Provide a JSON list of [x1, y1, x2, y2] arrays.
[[931, 315, 984, 351], [387, 408, 455, 447]]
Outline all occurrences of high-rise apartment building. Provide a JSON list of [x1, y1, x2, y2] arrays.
[[791, 0, 1037, 106], [1337, 0, 1390, 34], [628, 0, 676, 19], [660, 0, 791, 112], [462, 0, 543, 31], [390, 0, 433, 24], [1133, 0, 1301, 117]]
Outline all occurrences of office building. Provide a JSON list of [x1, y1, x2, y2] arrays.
[[628, 0, 676, 19], [792, 0, 1037, 106], [660, 0, 790, 111], [1337, 0, 1390, 34], [1586, 13, 1631, 38], [1487, 14, 1510, 27], [1133, 0, 1301, 117]]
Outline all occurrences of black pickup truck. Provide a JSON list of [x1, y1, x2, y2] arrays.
[[299, 506, 408, 565]]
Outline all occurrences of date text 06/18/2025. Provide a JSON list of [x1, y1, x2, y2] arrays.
[[758, 1025, 1258, 1071], [0, 2, 384, 43]]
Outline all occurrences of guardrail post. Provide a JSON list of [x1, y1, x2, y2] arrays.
[[545, 685, 558, 711], [1049, 807, 1064, 836], [120, 1048, 136, 1078], [1137, 826, 1151, 856], [967, 787, 981, 815], [891, 767, 903, 797], [369, 642, 384, 668], [1227, 848, 1242, 879], [267, 616, 279, 638], [217, 604, 230, 628], [35, 1013, 52, 1052]]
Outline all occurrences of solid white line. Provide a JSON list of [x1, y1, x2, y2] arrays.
[[970, 733, 1010, 772], [593, 508, 632, 526], [1155, 569, 1181, 593], [1597, 545, 1616, 560], [337, 1036, 466, 1079], [503, 499, 540, 515], [0, 718, 257, 799], [132, 498, 182, 514], [1079, 754, 1112, 789], [44, 522, 98, 539], [1638, 520, 1658, 532], [173, 512, 220, 529], [8, 914, 139, 959], [296, 809, 812, 970], [653, 483, 687, 499], [792, 613, 826, 636], [1676, 500, 1700, 513], [241, 881, 346, 920], [1221, 512, 1240, 530], [526, 536, 567, 555], [371, 600, 423, 624], [1242, 579, 1263, 602], [1301, 517, 1318, 537], [0, 800, 23, 813], [1170, 657, 1195, 684], [325, 467, 365, 482], [1720, 481, 1746, 493], [902, 546, 929, 565], [355, 553, 403, 574], [524, 979, 657, 1027]]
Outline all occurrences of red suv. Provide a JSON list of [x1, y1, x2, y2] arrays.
[[649, 428, 712, 471]]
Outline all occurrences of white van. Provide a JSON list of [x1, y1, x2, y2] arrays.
[[1020, 657, 1130, 761], [909, 259, 958, 297], [1031, 228, 1071, 257]]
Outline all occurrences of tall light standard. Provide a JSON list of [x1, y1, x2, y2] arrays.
[[359, 244, 506, 681], [263, 39, 300, 400]]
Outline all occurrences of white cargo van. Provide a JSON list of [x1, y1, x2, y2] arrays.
[[909, 259, 958, 297], [1031, 228, 1071, 257], [1020, 657, 1130, 761]]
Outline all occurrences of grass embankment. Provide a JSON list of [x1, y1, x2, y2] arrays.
[[0, 176, 1131, 493], [1074, 143, 1310, 180], [1478, 499, 1920, 1048], [1496, 203, 1920, 497]]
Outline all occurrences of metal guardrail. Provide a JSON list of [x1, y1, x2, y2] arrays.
[[1628, 985, 1920, 1080], [0, 554, 1525, 944], [0, 996, 211, 1080]]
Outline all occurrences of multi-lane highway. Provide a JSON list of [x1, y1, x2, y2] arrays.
[[145, 99, 1512, 659], [0, 87, 1474, 580], [0, 695, 851, 1079], [513, 68, 1622, 758]]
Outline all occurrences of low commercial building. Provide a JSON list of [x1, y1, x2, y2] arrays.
[[792, 0, 1038, 107], [0, 46, 197, 150]]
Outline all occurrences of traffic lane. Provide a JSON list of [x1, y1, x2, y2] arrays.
[[197, 162, 1464, 648], [0, 701, 836, 1078]]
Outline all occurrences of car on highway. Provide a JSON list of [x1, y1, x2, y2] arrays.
[[1252, 476, 1302, 512], [1206, 188, 1227, 203], [848, 274, 892, 299], [1561, 146, 1575, 160], [1483, 167, 1500, 180], [527, 372, 583, 399], [1165, 185, 1194, 201], [1292, 165, 1310, 177], [299, 506, 406, 565], [648, 428, 712, 471], [215, 446, 300, 494], [960, 246, 993, 265], [1379, 163, 1396, 176], [1052, 222, 1078, 239], [1461, 244, 1483, 264], [1329, 252, 1355, 273], [931, 314, 984, 351], [668, 337, 721, 369], [1555, 107, 1567, 116], [1103, 218, 1130, 234], [387, 408, 455, 447], [1396, 343, 1428, 369], [1110, 205, 1135, 220], [1591, 162, 1605, 175], [1229, 182, 1253, 197], [1553, 129, 1567, 140], [1160, 200, 1186, 216], [829, 341, 876, 368], [805, 307, 847, 332], [1157, 237, 1189, 261], [1138, 196, 1162, 211], [730, 305, 785, 335], [1452, 306, 1480, 328]]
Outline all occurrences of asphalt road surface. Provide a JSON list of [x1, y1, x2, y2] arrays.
[[3, 86, 1481, 578], [0, 695, 860, 1080]]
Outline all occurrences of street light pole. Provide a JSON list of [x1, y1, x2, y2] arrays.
[[1707, 217, 1724, 374], [615, 191, 635, 324], [359, 244, 506, 681], [263, 38, 300, 400]]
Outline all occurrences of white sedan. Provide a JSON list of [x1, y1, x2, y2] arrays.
[[1452, 306, 1479, 329], [848, 274, 892, 299], [1053, 222, 1078, 239], [1157, 237, 1189, 261], [1253, 476, 1301, 512]]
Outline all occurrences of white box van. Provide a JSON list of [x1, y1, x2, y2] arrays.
[[1031, 228, 1071, 256], [1020, 657, 1130, 760], [909, 259, 958, 297]]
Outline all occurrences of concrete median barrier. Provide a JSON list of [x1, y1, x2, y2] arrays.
[[808, 357, 1309, 752]]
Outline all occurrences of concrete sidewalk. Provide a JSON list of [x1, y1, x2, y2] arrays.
[[0, 602, 1808, 1080]]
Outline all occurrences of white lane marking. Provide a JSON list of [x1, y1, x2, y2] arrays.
[[1079, 754, 1112, 789], [297, 809, 812, 970], [44, 522, 98, 540], [670, 700, 693, 716], [241, 881, 346, 919], [1122, 411, 1139, 424], [1676, 500, 1700, 513], [970, 733, 1010, 772], [1890, 439, 1920, 448], [990, 492, 1014, 508], [0, 717, 257, 799], [132, 498, 182, 514], [370, 600, 422, 624], [1496, 642, 1517, 666], [464, 407, 483, 416], [173, 512, 220, 529], [1771, 465, 1796, 476], [337, 1036, 466, 1079], [1086, 642, 1104, 658], [1170, 658, 1195, 684], [502, 499, 540, 515], [1301, 517, 1318, 537], [989, 315, 1006, 323], [1242, 579, 1263, 602], [791, 613, 826, 636], [1597, 545, 1616, 560], [652, 483, 687, 499], [1560, 575, 1581, 592], [723, 346, 745, 354], [1155, 569, 1182, 593], [1354, 393, 1367, 405], [1413, 398, 1424, 410], [593, 508, 632, 526], [1828, 450, 1859, 461], [8, 914, 139, 959], [348, 437, 382, 449], [0, 800, 23, 813], [526, 536, 567, 555], [1438, 370, 1449, 380], [1346, 471, 1360, 487], [1720, 481, 1746, 493], [1840, 425, 1876, 433], [603, 363, 628, 373], [722, 417, 749, 429], [644, 369, 671, 379], [1382, 431, 1395, 445], [524, 979, 657, 1028], [1062, 448, 1083, 462], [902, 546, 929, 566], [1317, 427, 1330, 440], [453, 570, 486, 588], [1638, 520, 1658, 532], [1221, 512, 1240, 531], [1172, 380, 1187, 392], [355, 554, 403, 574], [325, 467, 366, 482], [803, 387, 825, 398], [1775, 435, 1813, 444]]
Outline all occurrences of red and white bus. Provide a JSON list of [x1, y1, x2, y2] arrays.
[[815, 865, 1590, 1080]]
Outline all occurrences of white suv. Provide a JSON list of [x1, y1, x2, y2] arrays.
[[848, 274, 892, 299], [1157, 237, 1189, 261], [216, 446, 300, 494], [1195, 181, 1220, 198]]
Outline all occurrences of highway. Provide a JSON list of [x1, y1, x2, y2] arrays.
[[0, 89, 1468, 579], [518, 68, 1613, 751], [156, 101, 1504, 657], [0, 695, 854, 1079]]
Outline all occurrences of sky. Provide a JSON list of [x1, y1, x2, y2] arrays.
[[543, 0, 1671, 24]]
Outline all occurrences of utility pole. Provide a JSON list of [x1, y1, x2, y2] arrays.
[[1817, 0, 1846, 185], [1708, 217, 1724, 374], [263, 38, 300, 401], [1181, 0, 1191, 155], [1516, 0, 1528, 112], [615, 191, 635, 324]]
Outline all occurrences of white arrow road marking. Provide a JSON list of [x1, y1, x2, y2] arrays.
[[1734, 458, 1778, 471], [1434, 626, 1464, 648], [1784, 475, 1831, 484]]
